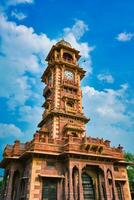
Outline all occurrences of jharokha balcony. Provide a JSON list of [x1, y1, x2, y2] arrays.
[[62, 78, 79, 89], [48, 57, 76, 66], [3, 132, 124, 162]]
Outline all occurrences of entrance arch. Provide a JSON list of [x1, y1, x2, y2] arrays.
[[82, 173, 95, 200]]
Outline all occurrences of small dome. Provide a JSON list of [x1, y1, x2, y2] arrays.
[[56, 39, 71, 48]]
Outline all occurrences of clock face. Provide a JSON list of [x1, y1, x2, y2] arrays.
[[64, 70, 74, 80]]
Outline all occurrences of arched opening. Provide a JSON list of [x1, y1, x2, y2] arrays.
[[11, 170, 20, 200], [82, 172, 95, 200], [98, 168, 107, 200], [66, 100, 74, 108], [63, 52, 73, 62]]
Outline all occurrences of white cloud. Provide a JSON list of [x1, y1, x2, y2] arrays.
[[6, 0, 33, 6], [0, 15, 93, 111], [64, 20, 89, 40], [0, 15, 94, 146], [63, 20, 94, 74], [0, 123, 23, 138], [0, 14, 56, 109], [18, 105, 43, 124], [11, 10, 27, 20], [82, 84, 134, 151], [97, 73, 114, 83], [116, 32, 134, 42]]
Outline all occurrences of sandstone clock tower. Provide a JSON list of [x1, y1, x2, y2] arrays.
[[0, 40, 131, 200], [38, 40, 89, 138]]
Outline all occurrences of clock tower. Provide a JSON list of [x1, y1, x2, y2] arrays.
[[1, 40, 131, 200], [38, 39, 89, 138]]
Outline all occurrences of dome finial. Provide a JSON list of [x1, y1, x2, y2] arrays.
[[56, 39, 71, 48]]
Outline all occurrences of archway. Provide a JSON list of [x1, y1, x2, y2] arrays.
[[63, 52, 73, 62], [82, 172, 95, 200]]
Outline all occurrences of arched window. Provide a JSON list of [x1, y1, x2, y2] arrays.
[[82, 173, 95, 200], [66, 100, 74, 108], [63, 52, 73, 62], [11, 171, 20, 200]]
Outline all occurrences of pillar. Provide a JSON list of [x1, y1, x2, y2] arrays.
[[6, 167, 14, 200], [111, 168, 118, 200], [78, 168, 84, 200], [65, 171, 68, 200], [104, 167, 110, 200], [73, 170, 79, 200], [69, 167, 74, 200], [57, 179, 63, 200], [98, 174, 104, 199]]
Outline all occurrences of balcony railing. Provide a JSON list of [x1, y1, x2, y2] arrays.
[[2, 133, 124, 160], [66, 106, 77, 114], [48, 57, 76, 65], [62, 79, 79, 89]]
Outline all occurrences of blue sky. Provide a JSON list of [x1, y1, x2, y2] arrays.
[[0, 0, 134, 166]]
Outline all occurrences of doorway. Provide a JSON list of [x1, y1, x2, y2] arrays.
[[42, 179, 57, 200], [82, 173, 95, 200]]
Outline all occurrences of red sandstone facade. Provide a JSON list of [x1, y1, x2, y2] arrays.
[[0, 40, 131, 200]]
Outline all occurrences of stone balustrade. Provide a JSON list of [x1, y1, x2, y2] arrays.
[[3, 133, 124, 160], [48, 57, 76, 65], [62, 79, 79, 89]]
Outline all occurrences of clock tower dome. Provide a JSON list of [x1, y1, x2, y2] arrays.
[[38, 39, 89, 138]]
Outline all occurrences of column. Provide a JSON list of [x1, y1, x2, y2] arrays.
[[78, 168, 84, 200], [6, 167, 14, 200], [111, 169, 118, 200], [65, 171, 68, 200], [104, 167, 110, 200], [1, 171, 7, 200], [98, 174, 104, 199], [69, 167, 74, 200], [57, 179, 63, 200], [112, 174, 118, 200], [73, 171, 78, 200]]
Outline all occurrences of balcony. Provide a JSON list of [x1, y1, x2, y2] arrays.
[[48, 57, 76, 66], [61, 92, 78, 101], [66, 106, 77, 114], [62, 79, 79, 89]]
